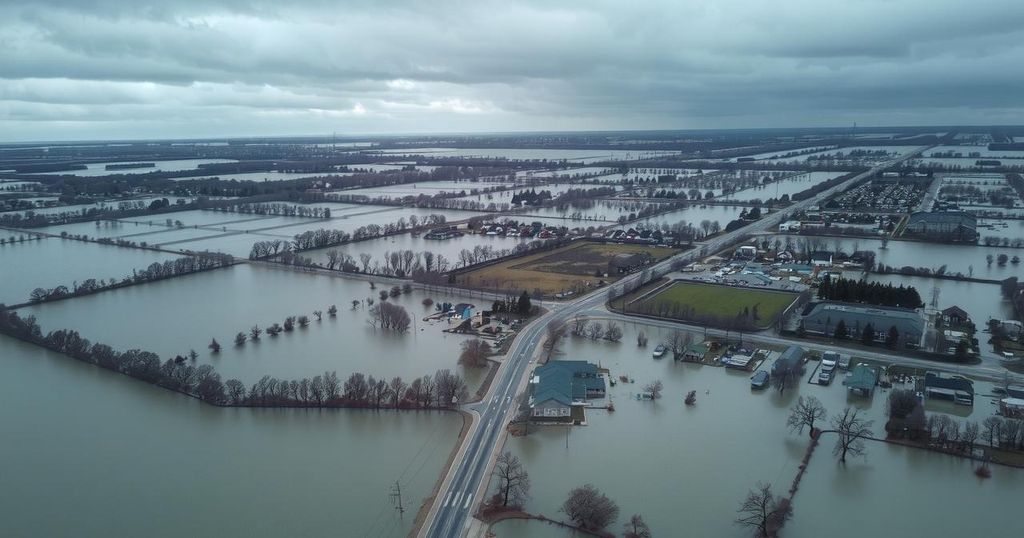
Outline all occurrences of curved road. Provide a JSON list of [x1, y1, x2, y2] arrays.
[[420, 147, 933, 538]]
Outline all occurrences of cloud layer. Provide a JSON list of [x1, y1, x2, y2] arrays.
[[2, 0, 1023, 141]]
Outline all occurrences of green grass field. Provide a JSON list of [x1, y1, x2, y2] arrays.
[[630, 281, 797, 329]]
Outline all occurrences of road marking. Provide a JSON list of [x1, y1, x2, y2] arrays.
[[463, 492, 474, 509], [452, 492, 462, 507], [442, 491, 452, 507]]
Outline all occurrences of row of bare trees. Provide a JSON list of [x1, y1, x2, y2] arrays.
[[28, 253, 234, 304], [0, 308, 465, 409], [569, 316, 623, 342], [232, 368, 469, 408]]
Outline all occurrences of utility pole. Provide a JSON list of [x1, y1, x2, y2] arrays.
[[390, 481, 404, 517]]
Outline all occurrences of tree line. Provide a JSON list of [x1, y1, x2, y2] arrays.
[[248, 213, 448, 259], [27, 253, 234, 304], [817, 276, 923, 308], [0, 307, 466, 409]]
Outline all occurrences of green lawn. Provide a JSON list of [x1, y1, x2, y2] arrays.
[[630, 281, 797, 329]]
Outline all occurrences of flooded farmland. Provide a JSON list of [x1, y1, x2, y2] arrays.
[[20, 263, 490, 389], [0, 336, 461, 538]]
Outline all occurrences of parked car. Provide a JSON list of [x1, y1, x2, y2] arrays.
[[818, 368, 833, 385], [751, 370, 770, 390]]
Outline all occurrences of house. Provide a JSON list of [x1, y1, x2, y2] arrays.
[[734, 245, 758, 260], [528, 361, 606, 421], [681, 343, 709, 362], [1000, 398, 1024, 419], [924, 372, 974, 406], [608, 252, 652, 274], [843, 364, 879, 396], [941, 306, 972, 328], [903, 211, 977, 242], [809, 251, 833, 266], [801, 302, 925, 348]]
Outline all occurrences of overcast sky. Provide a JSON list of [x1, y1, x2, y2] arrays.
[[2, 0, 1023, 142]]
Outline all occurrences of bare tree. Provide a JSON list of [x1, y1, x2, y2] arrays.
[[491, 451, 531, 509], [208, 338, 221, 353], [668, 330, 693, 360], [644, 380, 664, 399], [623, 514, 652, 538], [249, 325, 262, 340], [787, 396, 827, 437], [459, 339, 492, 368], [313, 310, 322, 322], [234, 332, 247, 346], [832, 407, 874, 463], [561, 484, 619, 531], [604, 321, 623, 342], [962, 421, 980, 453], [369, 302, 411, 332], [735, 482, 791, 538], [571, 315, 587, 337], [586, 322, 605, 340], [388, 376, 407, 407], [543, 323, 567, 360], [636, 330, 648, 347]]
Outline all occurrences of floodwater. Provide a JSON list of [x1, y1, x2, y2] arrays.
[[489, 322, 1018, 537], [368, 148, 681, 164], [628, 204, 748, 229], [762, 235, 1022, 279], [0, 237, 182, 305], [723, 171, 844, 202], [21, 263, 489, 388], [866, 273, 1015, 326], [0, 335, 461, 538], [27, 159, 237, 177], [302, 229, 533, 269]]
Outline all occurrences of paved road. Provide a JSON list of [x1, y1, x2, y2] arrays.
[[420, 147, 933, 538]]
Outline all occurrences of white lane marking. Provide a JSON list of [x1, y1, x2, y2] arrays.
[[463, 492, 474, 509], [442, 491, 452, 507], [452, 492, 462, 507]]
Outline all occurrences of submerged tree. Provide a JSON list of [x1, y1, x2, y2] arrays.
[[623, 514, 652, 538], [458, 339, 492, 368], [208, 338, 221, 353], [787, 396, 827, 437], [561, 484, 619, 531], [249, 325, 262, 340], [234, 332, 247, 346], [832, 407, 874, 463], [491, 451, 531, 509], [644, 380, 664, 400], [735, 482, 791, 537]]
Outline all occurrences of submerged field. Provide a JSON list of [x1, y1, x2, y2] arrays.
[[20, 263, 490, 389], [0, 336, 461, 538], [453, 241, 680, 298]]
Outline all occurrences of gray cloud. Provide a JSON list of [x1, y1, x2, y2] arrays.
[[1, 0, 1023, 141]]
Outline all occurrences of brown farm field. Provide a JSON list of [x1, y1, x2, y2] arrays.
[[453, 241, 681, 298]]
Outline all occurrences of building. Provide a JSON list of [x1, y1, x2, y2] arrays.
[[734, 245, 758, 260], [924, 372, 974, 406], [941, 305, 972, 328], [843, 364, 879, 396], [607, 252, 652, 274], [801, 302, 925, 348], [772, 345, 804, 376], [681, 343, 709, 362], [903, 211, 977, 242], [809, 251, 833, 266], [528, 361, 606, 421]]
